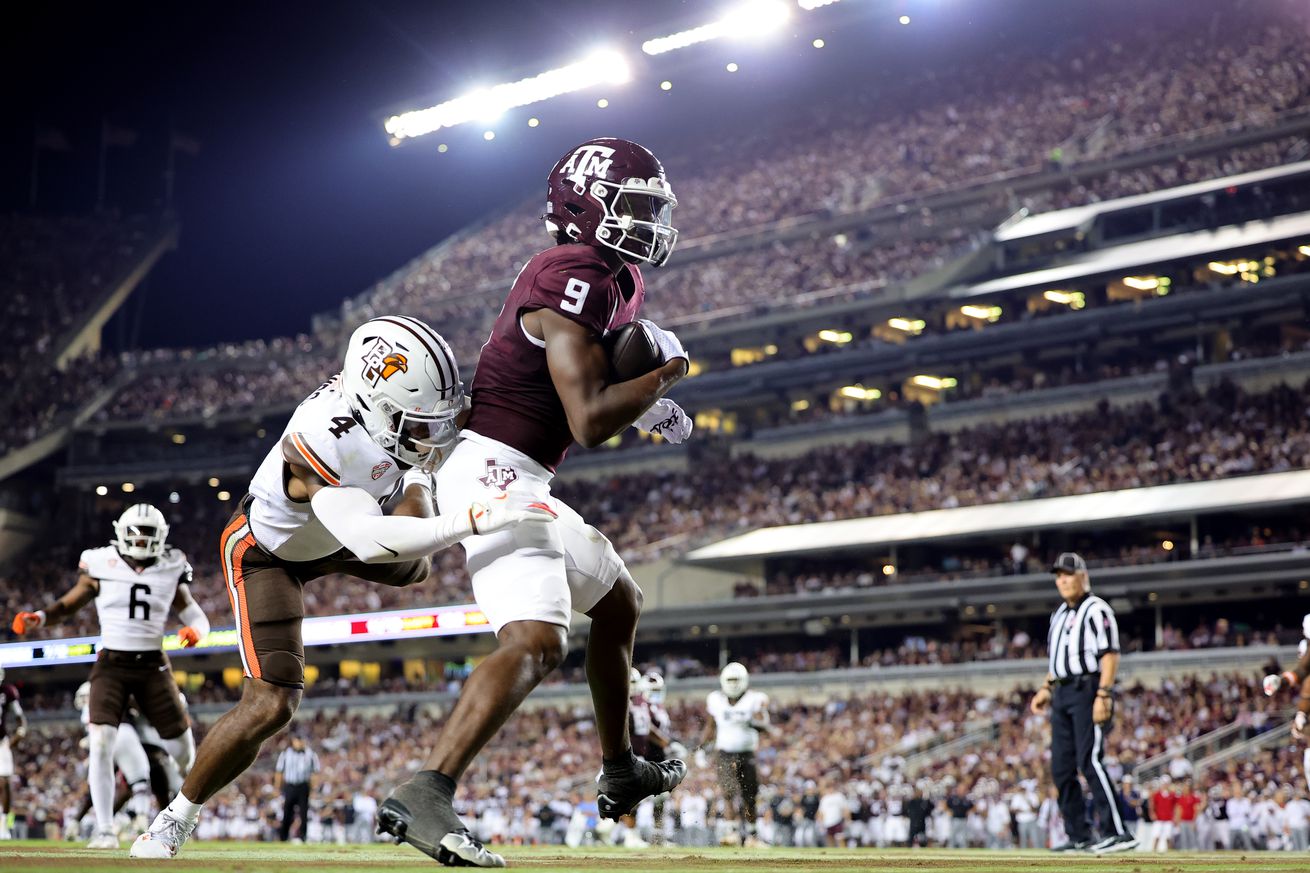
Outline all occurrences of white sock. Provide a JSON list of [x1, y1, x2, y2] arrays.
[[163, 793, 203, 825], [87, 723, 118, 832]]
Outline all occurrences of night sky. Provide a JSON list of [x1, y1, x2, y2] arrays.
[[1, 0, 1188, 351]]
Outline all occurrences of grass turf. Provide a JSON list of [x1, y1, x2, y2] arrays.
[[0, 842, 1306, 873]]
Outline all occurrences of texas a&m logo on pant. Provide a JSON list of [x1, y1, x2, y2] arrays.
[[478, 459, 517, 491]]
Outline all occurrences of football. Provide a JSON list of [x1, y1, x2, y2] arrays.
[[605, 321, 663, 382]]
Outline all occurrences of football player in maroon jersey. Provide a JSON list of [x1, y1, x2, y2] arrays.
[[379, 138, 691, 867]]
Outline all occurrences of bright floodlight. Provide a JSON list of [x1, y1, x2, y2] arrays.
[[643, 0, 791, 56], [721, 0, 791, 39], [385, 48, 631, 141], [483, 130, 495, 141], [596, 98, 609, 108], [726, 62, 739, 72], [899, 14, 911, 24], [660, 80, 673, 90], [812, 37, 825, 48]]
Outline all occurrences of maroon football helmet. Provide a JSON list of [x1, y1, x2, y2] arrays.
[[543, 137, 678, 268]]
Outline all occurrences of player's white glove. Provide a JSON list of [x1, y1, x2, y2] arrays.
[[1263, 674, 1284, 697], [666, 741, 688, 761], [463, 492, 558, 537], [693, 748, 709, 770], [637, 319, 688, 366], [1294, 710, 1308, 740], [402, 467, 434, 494], [634, 399, 693, 445]]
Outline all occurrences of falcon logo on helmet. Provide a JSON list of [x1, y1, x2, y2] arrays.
[[341, 316, 464, 473], [543, 137, 679, 268]]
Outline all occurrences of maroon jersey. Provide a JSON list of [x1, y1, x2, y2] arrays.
[[0, 683, 19, 740], [465, 243, 645, 470]]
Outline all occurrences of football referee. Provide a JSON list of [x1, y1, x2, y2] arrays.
[[275, 730, 320, 842], [1029, 553, 1137, 855]]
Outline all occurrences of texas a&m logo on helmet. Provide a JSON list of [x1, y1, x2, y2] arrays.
[[559, 143, 616, 190]]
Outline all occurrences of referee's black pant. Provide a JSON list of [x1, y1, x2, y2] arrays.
[[279, 782, 311, 841], [1050, 674, 1126, 844]]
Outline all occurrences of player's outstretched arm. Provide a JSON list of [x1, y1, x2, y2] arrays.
[[310, 481, 556, 563], [533, 308, 687, 448], [11, 573, 99, 634], [171, 584, 210, 648]]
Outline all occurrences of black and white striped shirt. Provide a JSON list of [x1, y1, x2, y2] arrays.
[[1047, 594, 1119, 678], [275, 746, 321, 786]]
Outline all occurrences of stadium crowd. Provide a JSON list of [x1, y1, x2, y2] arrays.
[[0, 1, 1306, 451], [0, 214, 161, 454], [6, 671, 1304, 852], [6, 376, 1308, 642]]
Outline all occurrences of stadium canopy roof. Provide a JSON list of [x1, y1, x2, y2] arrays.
[[683, 469, 1310, 566], [994, 159, 1310, 243], [951, 209, 1310, 300]]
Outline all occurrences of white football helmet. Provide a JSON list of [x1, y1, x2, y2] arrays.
[[340, 316, 464, 473], [628, 667, 644, 698], [1302, 613, 1310, 641], [643, 671, 665, 705], [75, 681, 91, 711], [113, 503, 169, 560], [720, 662, 749, 698]]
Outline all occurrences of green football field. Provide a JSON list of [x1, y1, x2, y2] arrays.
[[1, 842, 1306, 873]]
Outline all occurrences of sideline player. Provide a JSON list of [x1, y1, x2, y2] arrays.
[[1261, 613, 1310, 781], [0, 666, 25, 840], [11, 503, 208, 848], [379, 138, 691, 867], [696, 662, 770, 846], [131, 316, 553, 859]]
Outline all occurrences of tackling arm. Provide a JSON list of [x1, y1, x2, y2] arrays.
[[285, 442, 554, 564], [529, 308, 686, 448], [11, 573, 99, 634]]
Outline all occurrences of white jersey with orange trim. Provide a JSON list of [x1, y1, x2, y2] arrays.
[[80, 546, 192, 651], [248, 375, 408, 562], [707, 689, 769, 754]]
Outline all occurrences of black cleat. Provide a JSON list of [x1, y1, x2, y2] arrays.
[[597, 757, 687, 821], [1090, 833, 1139, 855], [377, 778, 505, 868], [1050, 839, 1091, 852]]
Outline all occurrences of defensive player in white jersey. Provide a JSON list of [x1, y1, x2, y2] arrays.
[[0, 665, 26, 841], [132, 316, 553, 861], [11, 503, 208, 848], [1261, 613, 1310, 784], [696, 662, 770, 846]]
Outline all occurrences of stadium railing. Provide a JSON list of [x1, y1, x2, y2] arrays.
[[1190, 720, 1294, 778], [1132, 720, 1263, 783]]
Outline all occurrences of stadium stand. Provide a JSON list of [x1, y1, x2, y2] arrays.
[[9, 665, 1302, 849]]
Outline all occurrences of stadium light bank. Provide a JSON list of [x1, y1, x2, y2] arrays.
[[641, 0, 792, 55], [385, 48, 631, 143]]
